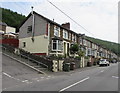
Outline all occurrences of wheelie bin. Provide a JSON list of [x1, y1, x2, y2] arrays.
[[63, 63, 70, 72]]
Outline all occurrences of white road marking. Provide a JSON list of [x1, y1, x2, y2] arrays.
[[3, 72, 20, 80], [3, 72, 12, 78], [48, 76, 51, 78], [41, 77, 44, 79], [112, 76, 119, 79], [3, 72, 31, 84], [59, 77, 90, 92], [22, 80, 28, 82], [37, 80, 40, 82], [100, 70, 104, 72]]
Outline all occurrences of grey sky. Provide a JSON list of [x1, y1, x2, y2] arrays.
[[1, 0, 119, 43]]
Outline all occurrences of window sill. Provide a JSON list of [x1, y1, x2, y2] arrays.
[[52, 50, 62, 52]]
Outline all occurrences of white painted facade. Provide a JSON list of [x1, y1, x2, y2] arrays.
[[19, 35, 49, 55], [0, 26, 15, 34], [6, 26, 15, 33]]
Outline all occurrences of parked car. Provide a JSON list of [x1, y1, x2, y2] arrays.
[[112, 59, 117, 63], [99, 59, 110, 66]]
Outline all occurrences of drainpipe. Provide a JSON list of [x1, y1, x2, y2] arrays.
[[31, 6, 35, 42]]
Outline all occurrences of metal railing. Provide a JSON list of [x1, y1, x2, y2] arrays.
[[2, 44, 52, 70]]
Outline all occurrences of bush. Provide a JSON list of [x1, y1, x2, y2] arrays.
[[75, 56, 81, 60], [70, 44, 79, 54]]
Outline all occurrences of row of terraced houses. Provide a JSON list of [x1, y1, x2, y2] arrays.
[[19, 11, 117, 66]]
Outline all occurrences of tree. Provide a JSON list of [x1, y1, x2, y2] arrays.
[[78, 49, 85, 57], [70, 44, 79, 54]]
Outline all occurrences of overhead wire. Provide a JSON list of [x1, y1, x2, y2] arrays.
[[46, 0, 95, 37]]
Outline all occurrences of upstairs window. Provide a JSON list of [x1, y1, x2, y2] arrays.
[[63, 29, 68, 39], [80, 38, 82, 44], [69, 33, 71, 40], [87, 48, 92, 55], [83, 39, 86, 45], [54, 26, 60, 37], [72, 34, 75, 41], [27, 25, 32, 33], [75, 35, 77, 42], [87, 42, 91, 48]]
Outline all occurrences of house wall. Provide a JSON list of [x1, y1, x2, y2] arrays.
[[6, 26, 15, 33], [19, 13, 49, 55], [19, 35, 49, 55], [19, 14, 47, 38], [0, 25, 6, 33]]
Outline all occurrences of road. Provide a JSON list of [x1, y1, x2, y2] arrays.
[[2, 54, 119, 92]]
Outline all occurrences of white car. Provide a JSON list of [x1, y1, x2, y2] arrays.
[[99, 59, 110, 66]]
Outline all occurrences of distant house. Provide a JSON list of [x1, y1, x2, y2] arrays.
[[0, 22, 7, 34], [0, 21, 16, 34], [19, 11, 78, 56], [0, 21, 18, 47]]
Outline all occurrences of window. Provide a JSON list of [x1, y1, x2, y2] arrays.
[[63, 30, 68, 39], [88, 42, 91, 48], [72, 34, 75, 41], [80, 38, 82, 44], [87, 48, 91, 55], [23, 42, 26, 48], [27, 25, 32, 33], [58, 40, 62, 50], [54, 26, 60, 37], [75, 35, 77, 42], [69, 33, 71, 40], [83, 40, 86, 45], [53, 40, 57, 50], [52, 40, 62, 51], [92, 43, 94, 49]]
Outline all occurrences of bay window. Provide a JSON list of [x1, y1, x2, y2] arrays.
[[52, 40, 62, 51]]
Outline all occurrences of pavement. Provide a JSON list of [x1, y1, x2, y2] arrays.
[[2, 53, 119, 92]]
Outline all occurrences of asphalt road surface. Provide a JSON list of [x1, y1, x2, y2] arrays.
[[2, 54, 119, 92]]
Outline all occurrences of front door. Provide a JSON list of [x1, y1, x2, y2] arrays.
[[67, 43, 69, 56], [64, 42, 66, 55]]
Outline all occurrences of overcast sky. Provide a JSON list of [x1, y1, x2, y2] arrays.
[[1, 0, 119, 43]]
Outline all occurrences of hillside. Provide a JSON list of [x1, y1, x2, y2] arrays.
[[1, 7, 26, 32], [86, 36, 119, 56], [1, 7, 119, 56]]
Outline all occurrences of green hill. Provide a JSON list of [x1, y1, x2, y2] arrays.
[[1, 7, 26, 32], [1, 7, 119, 56]]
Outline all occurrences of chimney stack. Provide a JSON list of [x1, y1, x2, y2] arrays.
[[61, 22, 70, 30]]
